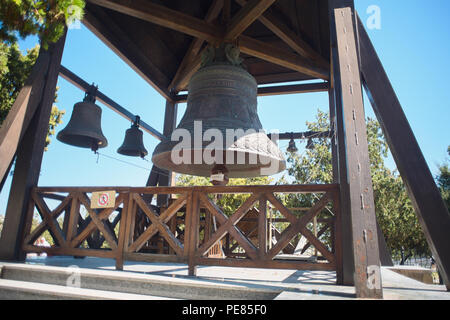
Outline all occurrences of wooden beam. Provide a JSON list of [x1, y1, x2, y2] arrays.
[[0, 52, 49, 185], [257, 81, 329, 96], [58, 65, 165, 141], [225, 0, 276, 40], [82, 5, 173, 101], [330, 2, 383, 298], [168, 0, 224, 93], [239, 36, 329, 80], [156, 99, 178, 206], [235, 0, 329, 69], [87, 0, 328, 81], [357, 14, 450, 290], [174, 81, 329, 103], [88, 0, 224, 42], [0, 32, 67, 261]]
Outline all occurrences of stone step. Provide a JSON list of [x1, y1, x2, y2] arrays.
[[0, 262, 280, 300], [0, 278, 176, 300]]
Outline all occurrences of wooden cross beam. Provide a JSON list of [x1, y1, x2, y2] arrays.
[[356, 14, 450, 290], [83, 6, 173, 101], [168, 0, 224, 93], [225, 0, 277, 40], [234, 0, 329, 69], [174, 81, 330, 103], [87, 0, 329, 81]]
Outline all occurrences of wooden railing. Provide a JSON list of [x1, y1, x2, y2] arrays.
[[22, 184, 342, 279]]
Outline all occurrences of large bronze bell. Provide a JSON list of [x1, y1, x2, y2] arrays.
[[152, 44, 285, 178], [117, 116, 148, 158], [57, 86, 108, 151]]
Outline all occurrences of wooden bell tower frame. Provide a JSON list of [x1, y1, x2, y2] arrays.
[[0, 0, 449, 299]]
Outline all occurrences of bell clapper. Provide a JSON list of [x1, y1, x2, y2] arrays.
[[210, 164, 229, 186]]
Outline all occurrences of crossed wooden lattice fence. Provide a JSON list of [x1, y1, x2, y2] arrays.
[[22, 185, 342, 278]]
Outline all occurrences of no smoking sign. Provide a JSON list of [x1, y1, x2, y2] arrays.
[[91, 191, 116, 209]]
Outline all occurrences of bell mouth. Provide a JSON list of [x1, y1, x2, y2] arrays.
[[152, 149, 285, 178], [56, 132, 107, 150], [152, 132, 286, 178]]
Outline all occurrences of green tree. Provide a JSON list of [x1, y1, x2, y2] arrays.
[[176, 174, 272, 216], [437, 146, 450, 210], [0, 0, 85, 49], [0, 41, 65, 150], [282, 110, 430, 262]]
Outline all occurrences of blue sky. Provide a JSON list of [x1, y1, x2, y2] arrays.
[[1, 0, 449, 214]]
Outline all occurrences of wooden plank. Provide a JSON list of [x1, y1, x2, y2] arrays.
[[35, 184, 338, 195], [124, 252, 186, 264], [83, 6, 173, 102], [88, 0, 224, 42], [225, 0, 276, 40], [266, 193, 334, 262], [328, 0, 354, 286], [239, 36, 329, 80], [331, 2, 383, 298], [32, 193, 67, 247], [258, 195, 267, 258], [157, 99, 178, 206], [78, 193, 118, 250], [356, 14, 450, 289], [59, 65, 165, 141], [0, 33, 67, 261], [24, 191, 72, 246], [197, 193, 259, 260], [65, 193, 81, 243], [128, 194, 187, 252], [115, 193, 130, 270], [186, 192, 200, 275], [195, 257, 335, 271], [133, 194, 184, 256], [22, 245, 116, 259], [169, 49, 205, 94], [70, 193, 124, 248], [0, 54, 49, 184], [168, 0, 224, 93], [87, 1, 327, 81], [235, 0, 329, 69], [174, 81, 329, 103]]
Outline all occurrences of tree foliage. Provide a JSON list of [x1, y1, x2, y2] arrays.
[[437, 146, 450, 210], [0, 0, 85, 49], [176, 174, 272, 216], [282, 110, 430, 262]]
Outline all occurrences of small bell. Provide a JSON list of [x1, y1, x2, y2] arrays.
[[306, 138, 314, 150], [117, 116, 148, 158], [57, 84, 108, 152], [287, 134, 298, 153]]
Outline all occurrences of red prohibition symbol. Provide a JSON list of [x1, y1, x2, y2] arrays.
[[98, 193, 109, 206]]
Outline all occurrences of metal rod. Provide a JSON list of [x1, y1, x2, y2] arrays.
[[58, 65, 166, 141], [267, 130, 332, 140]]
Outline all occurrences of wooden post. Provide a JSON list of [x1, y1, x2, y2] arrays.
[[329, 1, 383, 299], [0, 32, 67, 261], [185, 192, 200, 276], [328, 0, 355, 286], [116, 193, 131, 270], [156, 99, 178, 206], [356, 15, 450, 290], [258, 195, 267, 259]]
